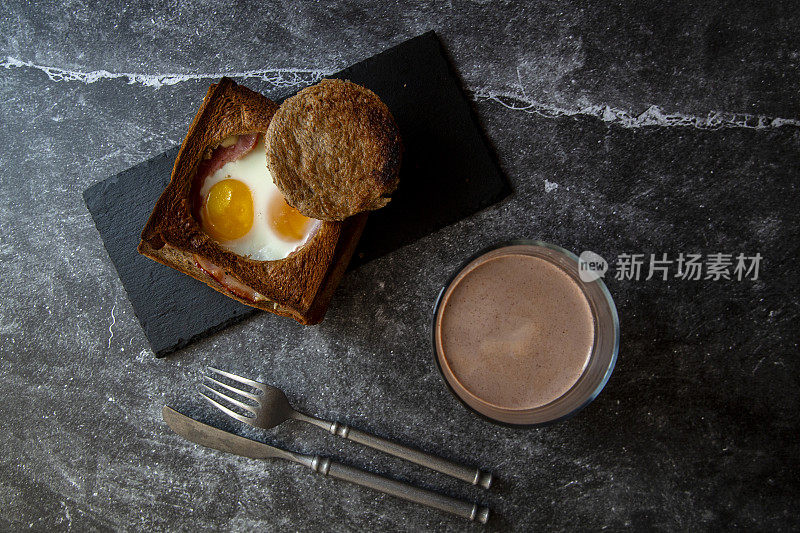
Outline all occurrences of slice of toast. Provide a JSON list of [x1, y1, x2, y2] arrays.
[[138, 78, 367, 325]]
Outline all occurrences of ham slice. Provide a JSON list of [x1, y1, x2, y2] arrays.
[[194, 254, 267, 303], [199, 133, 258, 179], [190, 134, 269, 302]]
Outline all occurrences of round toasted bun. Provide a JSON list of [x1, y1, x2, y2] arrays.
[[265, 79, 402, 221]]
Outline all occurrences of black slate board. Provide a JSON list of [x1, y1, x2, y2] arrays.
[[84, 31, 510, 356]]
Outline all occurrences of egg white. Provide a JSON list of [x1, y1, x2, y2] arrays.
[[199, 137, 316, 261]]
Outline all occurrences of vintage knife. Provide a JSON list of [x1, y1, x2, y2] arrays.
[[162, 406, 490, 523]]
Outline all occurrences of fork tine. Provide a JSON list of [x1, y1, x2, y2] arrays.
[[203, 375, 261, 403], [207, 367, 264, 389], [201, 384, 258, 415], [199, 392, 254, 425]]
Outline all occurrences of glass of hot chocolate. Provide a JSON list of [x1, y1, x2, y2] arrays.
[[432, 241, 619, 426]]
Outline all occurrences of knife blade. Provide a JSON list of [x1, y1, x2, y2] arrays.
[[162, 405, 307, 464]]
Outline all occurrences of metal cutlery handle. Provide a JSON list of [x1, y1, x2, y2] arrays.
[[328, 422, 492, 489], [309, 456, 490, 523]]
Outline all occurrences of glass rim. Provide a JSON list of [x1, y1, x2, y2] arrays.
[[430, 239, 620, 428]]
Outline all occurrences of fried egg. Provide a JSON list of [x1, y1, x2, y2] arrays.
[[198, 136, 317, 260]]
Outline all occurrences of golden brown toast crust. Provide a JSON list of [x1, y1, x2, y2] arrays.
[[265, 79, 402, 221], [138, 78, 367, 325]]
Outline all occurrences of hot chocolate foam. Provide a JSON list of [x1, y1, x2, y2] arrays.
[[436, 252, 594, 411]]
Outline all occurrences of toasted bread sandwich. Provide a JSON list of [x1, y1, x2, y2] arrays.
[[138, 78, 379, 325]]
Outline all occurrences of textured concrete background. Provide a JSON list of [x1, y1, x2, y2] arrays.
[[1, 1, 798, 531]]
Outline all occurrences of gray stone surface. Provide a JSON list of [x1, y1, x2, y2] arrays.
[[1, 1, 798, 531]]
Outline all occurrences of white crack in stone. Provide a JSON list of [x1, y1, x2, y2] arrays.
[[0, 56, 329, 89], [2, 56, 798, 130], [473, 88, 800, 130], [107, 303, 116, 349]]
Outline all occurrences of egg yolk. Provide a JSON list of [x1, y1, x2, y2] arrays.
[[203, 178, 254, 241], [268, 193, 312, 242]]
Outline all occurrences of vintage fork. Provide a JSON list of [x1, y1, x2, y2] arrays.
[[200, 367, 492, 488]]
